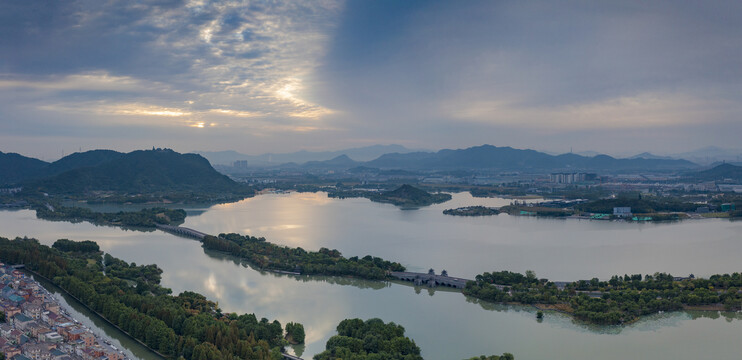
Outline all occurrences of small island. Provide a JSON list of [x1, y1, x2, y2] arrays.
[[34, 204, 187, 228], [330, 184, 452, 207], [443, 206, 500, 216], [314, 318, 514, 360]]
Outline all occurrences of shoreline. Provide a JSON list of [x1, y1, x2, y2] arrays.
[[442, 208, 737, 223]]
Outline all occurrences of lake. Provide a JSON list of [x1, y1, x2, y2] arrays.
[[1, 192, 741, 359]]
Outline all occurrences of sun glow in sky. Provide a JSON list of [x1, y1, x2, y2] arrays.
[[1, 0, 741, 159]]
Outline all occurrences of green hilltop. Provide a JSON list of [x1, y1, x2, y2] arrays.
[[18, 149, 253, 202]]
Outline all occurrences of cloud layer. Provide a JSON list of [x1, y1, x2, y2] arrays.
[[1, 0, 741, 158]]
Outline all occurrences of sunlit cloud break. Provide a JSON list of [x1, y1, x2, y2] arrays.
[[209, 109, 262, 118], [189, 122, 219, 128], [40, 103, 191, 118], [1, 1, 741, 155]]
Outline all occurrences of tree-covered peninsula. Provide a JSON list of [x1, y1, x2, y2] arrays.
[[35, 204, 187, 228], [0, 237, 299, 360], [464, 270, 742, 325], [202, 233, 405, 280]]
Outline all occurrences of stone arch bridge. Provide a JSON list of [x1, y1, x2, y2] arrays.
[[390, 269, 471, 289], [155, 224, 209, 240]]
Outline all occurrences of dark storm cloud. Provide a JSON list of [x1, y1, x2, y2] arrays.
[[321, 0, 742, 108], [0, 0, 197, 78], [307, 0, 742, 154]]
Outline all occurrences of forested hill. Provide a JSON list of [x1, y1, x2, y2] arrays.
[[0, 149, 124, 185], [29, 149, 245, 194], [41, 149, 124, 177], [0, 151, 49, 184]]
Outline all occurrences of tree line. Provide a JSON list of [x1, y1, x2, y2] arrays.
[[575, 197, 698, 214], [52, 239, 100, 253], [202, 233, 406, 280], [464, 270, 742, 325]]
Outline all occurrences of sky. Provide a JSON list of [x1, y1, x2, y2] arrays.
[[1, 0, 741, 160]]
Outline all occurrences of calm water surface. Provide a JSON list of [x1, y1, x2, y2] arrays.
[[1, 192, 741, 359], [182, 192, 741, 280]]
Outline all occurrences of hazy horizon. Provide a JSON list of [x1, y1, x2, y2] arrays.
[[2, 1, 742, 160]]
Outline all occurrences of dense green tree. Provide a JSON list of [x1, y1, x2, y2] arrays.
[[314, 318, 422, 360], [465, 270, 742, 325], [53, 239, 100, 253], [285, 322, 306, 344]]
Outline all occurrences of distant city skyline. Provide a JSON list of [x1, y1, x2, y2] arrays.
[[2, 1, 741, 160]]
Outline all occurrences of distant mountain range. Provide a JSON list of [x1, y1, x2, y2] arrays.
[[293, 145, 698, 172], [194, 144, 706, 173], [1, 149, 245, 195], [666, 146, 742, 165], [193, 144, 422, 166], [0, 145, 704, 192], [551, 147, 742, 165]]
